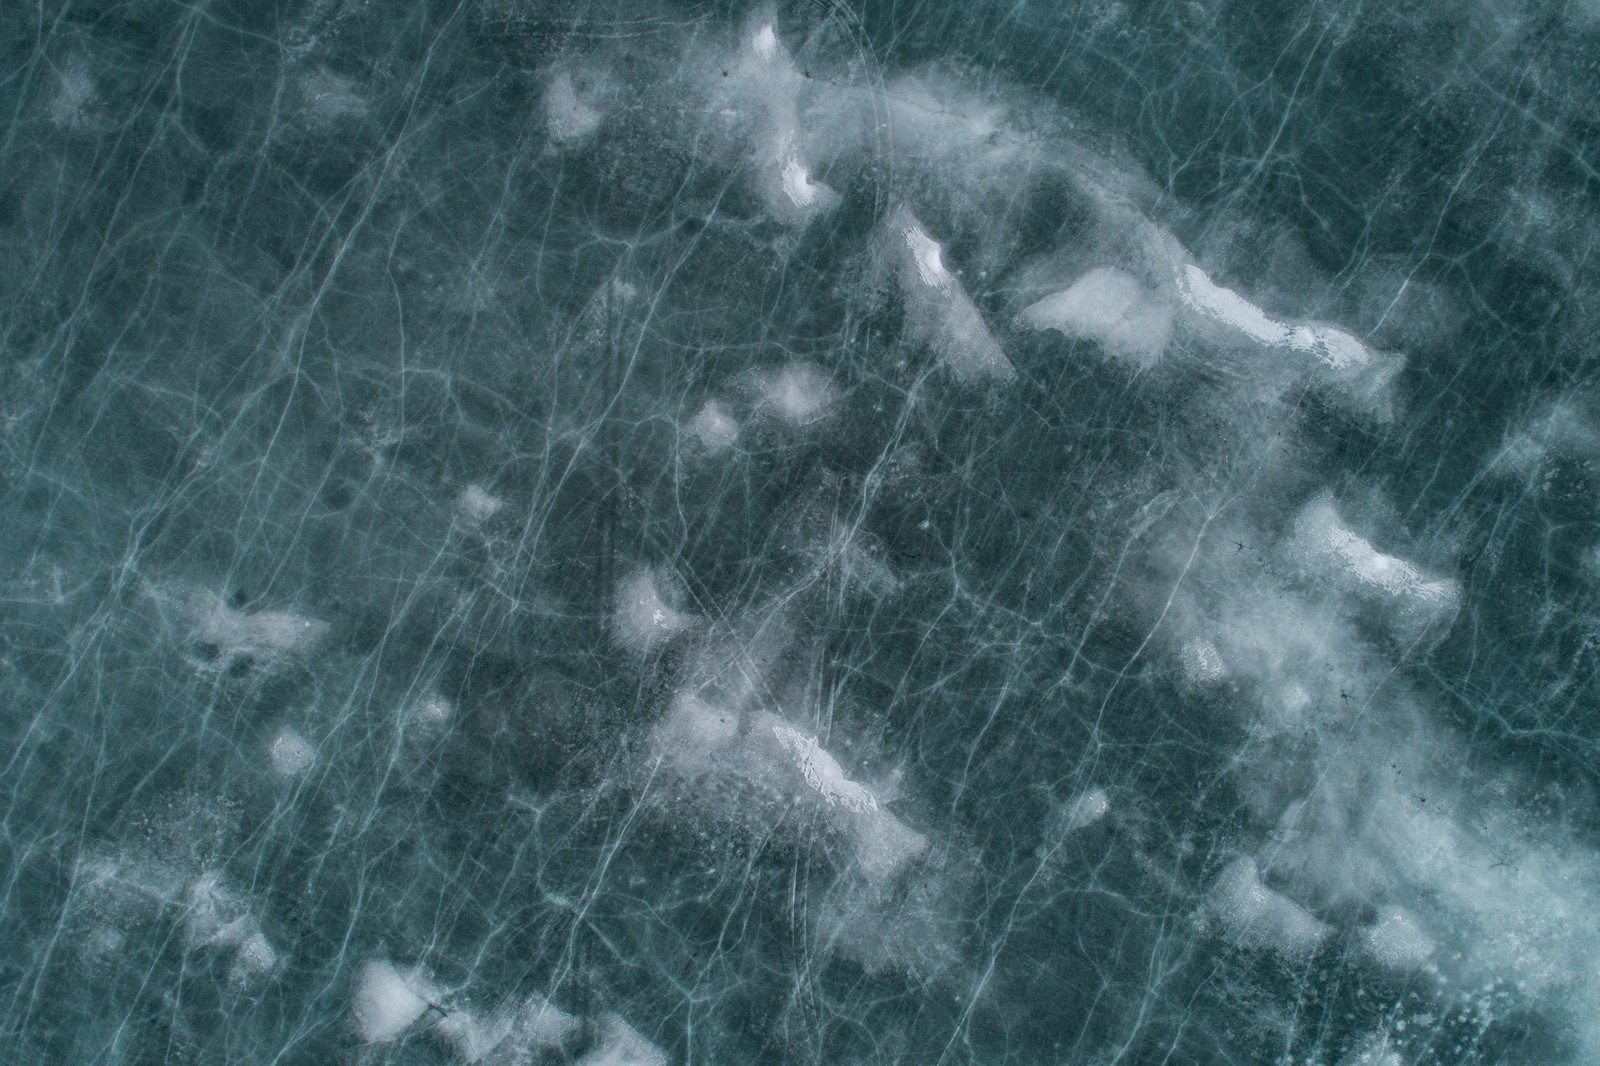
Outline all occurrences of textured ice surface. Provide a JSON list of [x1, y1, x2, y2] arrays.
[[4, 0, 1599, 1063]]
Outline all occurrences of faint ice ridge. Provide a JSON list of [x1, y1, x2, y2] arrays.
[[772, 724, 880, 813]]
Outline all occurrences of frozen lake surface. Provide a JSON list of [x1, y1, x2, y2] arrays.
[[3, 1, 1599, 1063]]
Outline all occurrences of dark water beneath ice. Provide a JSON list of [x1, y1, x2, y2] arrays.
[[3, 1, 1599, 1063]]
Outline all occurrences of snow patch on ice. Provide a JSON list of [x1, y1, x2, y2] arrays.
[[269, 728, 315, 776], [1021, 267, 1174, 369], [614, 569, 695, 654], [1208, 856, 1329, 958], [353, 958, 438, 1044]]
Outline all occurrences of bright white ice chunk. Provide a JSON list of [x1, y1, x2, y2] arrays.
[[188, 592, 328, 669], [1179, 265, 1291, 346], [231, 929, 279, 980], [772, 724, 879, 813], [890, 210, 1013, 383], [1285, 324, 1372, 370], [576, 1013, 667, 1066], [687, 400, 739, 452], [269, 728, 315, 776], [614, 569, 694, 654], [1063, 787, 1110, 831], [458, 484, 504, 522], [1291, 497, 1460, 631], [1363, 905, 1435, 969], [544, 71, 603, 144], [752, 22, 780, 62], [779, 156, 839, 211], [1180, 266, 1385, 377], [1208, 856, 1329, 957], [904, 223, 952, 288], [353, 959, 436, 1044], [1021, 267, 1174, 369]]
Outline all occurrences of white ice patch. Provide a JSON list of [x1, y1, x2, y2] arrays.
[[1179, 265, 1291, 347], [544, 70, 603, 145], [752, 22, 780, 63], [1291, 497, 1460, 629], [353, 959, 438, 1044], [269, 728, 315, 776], [1063, 787, 1110, 831], [1339, 1034, 1404, 1066], [903, 222, 953, 288], [1021, 267, 1174, 369], [186, 591, 328, 670], [299, 69, 368, 126], [614, 569, 694, 654], [183, 874, 281, 982], [1363, 905, 1435, 969], [780, 156, 837, 211], [687, 400, 739, 452], [1181, 265, 1380, 374], [1181, 638, 1227, 684], [458, 484, 504, 522], [823, 525, 900, 599], [752, 363, 836, 425], [231, 928, 279, 980], [772, 725, 879, 813], [890, 209, 1013, 383], [1207, 856, 1330, 958], [576, 1013, 667, 1066], [413, 692, 454, 728]]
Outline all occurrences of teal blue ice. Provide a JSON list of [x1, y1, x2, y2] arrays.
[[2, 1, 1598, 1063]]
